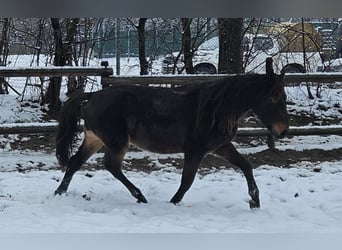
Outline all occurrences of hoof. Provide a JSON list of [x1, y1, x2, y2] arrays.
[[170, 196, 181, 205], [249, 199, 260, 209], [54, 187, 66, 196], [54, 190, 62, 196], [136, 194, 148, 204]]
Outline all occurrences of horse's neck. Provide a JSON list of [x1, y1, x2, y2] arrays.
[[232, 80, 269, 119]]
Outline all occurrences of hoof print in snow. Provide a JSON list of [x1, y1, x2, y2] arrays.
[[82, 194, 91, 201], [52, 177, 60, 182], [85, 173, 93, 178], [313, 168, 321, 173]]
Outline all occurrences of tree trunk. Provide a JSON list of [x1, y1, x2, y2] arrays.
[[218, 18, 243, 74], [45, 18, 81, 116], [137, 18, 149, 75], [44, 18, 64, 115], [181, 18, 194, 74], [0, 18, 11, 94], [65, 18, 81, 94]]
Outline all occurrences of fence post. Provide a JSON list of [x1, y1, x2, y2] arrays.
[[100, 61, 112, 88]]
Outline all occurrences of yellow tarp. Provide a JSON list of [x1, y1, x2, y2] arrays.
[[267, 22, 322, 52]]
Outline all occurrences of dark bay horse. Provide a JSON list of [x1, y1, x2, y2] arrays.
[[54, 58, 288, 209]]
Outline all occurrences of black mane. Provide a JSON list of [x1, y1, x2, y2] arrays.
[[195, 74, 269, 133]]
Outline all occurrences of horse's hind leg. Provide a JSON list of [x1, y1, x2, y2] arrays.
[[104, 149, 148, 203], [55, 130, 103, 195]]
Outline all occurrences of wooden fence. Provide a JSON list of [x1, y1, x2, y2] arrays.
[[1, 65, 341, 87], [0, 66, 342, 139]]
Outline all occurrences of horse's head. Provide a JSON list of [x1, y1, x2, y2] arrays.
[[253, 58, 289, 138]]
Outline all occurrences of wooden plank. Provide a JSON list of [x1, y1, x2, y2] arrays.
[[0, 66, 113, 78], [237, 126, 342, 137], [101, 73, 342, 87], [0, 122, 59, 135], [1, 123, 341, 137], [101, 75, 221, 87], [283, 73, 342, 85]]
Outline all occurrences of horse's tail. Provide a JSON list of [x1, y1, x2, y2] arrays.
[[56, 92, 93, 167]]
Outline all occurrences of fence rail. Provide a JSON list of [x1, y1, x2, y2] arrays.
[[101, 73, 342, 87], [1, 123, 341, 137], [0, 66, 113, 78], [0, 66, 342, 86]]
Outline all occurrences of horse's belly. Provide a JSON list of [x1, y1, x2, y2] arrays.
[[129, 125, 185, 154], [131, 139, 183, 154]]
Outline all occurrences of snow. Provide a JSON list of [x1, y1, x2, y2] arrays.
[[0, 95, 45, 123], [286, 84, 342, 121], [0, 160, 342, 233], [0, 55, 342, 233]]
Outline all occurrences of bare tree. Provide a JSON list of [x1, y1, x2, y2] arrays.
[[181, 18, 194, 74], [162, 18, 216, 74], [20, 18, 49, 102], [218, 18, 244, 74], [0, 18, 11, 94], [137, 18, 149, 75], [64, 18, 81, 94], [44, 18, 64, 114], [44, 18, 82, 115], [78, 18, 102, 67]]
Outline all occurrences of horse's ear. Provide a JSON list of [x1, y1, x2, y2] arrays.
[[265, 57, 283, 102], [266, 57, 274, 76], [270, 74, 285, 103]]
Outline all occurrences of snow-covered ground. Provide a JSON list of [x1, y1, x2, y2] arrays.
[[0, 160, 341, 233], [0, 55, 342, 233]]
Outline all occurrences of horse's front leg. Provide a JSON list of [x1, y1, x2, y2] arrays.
[[170, 148, 205, 204], [213, 143, 260, 209]]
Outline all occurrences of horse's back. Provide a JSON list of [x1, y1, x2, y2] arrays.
[[84, 85, 194, 118]]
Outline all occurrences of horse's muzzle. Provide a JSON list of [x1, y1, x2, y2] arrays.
[[272, 122, 288, 138]]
